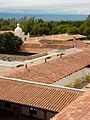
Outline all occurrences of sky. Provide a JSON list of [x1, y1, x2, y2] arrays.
[[0, 0, 90, 14]]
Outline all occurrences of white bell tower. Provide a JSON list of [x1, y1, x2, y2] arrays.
[[15, 23, 23, 38]]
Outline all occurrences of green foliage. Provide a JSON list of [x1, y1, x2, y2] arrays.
[[74, 78, 83, 86], [84, 73, 90, 81], [79, 15, 90, 39], [0, 32, 23, 53], [64, 82, 73, 88], [0, 15, 90, 38], [67, 26, 79, 34]]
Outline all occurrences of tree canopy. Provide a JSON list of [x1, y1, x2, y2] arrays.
[[79, 15, 90, 38], [0, 15, 90, 39], [0, 32, 23, 53]]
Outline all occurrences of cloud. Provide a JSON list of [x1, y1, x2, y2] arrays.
[[0, 0, 90, 14]]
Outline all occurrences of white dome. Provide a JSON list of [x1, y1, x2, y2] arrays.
[[15, 23, 22, 33]]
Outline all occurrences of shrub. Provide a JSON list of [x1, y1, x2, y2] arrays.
[[64, 82, 73, 88], [84, 73, 90, 81], [74, 78, 83, 86]]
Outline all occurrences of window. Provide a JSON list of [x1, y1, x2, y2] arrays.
[[29, 108, 37, 115], [4, 102, 11, 108]]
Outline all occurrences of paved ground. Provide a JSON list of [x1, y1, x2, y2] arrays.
[[0, 60, 23, 68], [0, 60, 24, 72], [0, 66, 12, 72], [64, 47, 82, 56]]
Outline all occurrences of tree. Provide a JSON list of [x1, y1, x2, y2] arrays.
[[0, 15, 89, 38], [83, 27, 90, 36], [67, 26, 79, 34], [79, 14, 90, 38], [0, 32, 23, 53]]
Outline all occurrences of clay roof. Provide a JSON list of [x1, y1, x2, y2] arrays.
[[28, 34, 87, 41], [41, 34, 87, 41], [1, 49, 90, 84], [39, 40, 87, 49], [20, 47, 52, 54], [51, 90, 90, 120], [73, 34, 87, 39], [0, 78, 83, 112], [20, 34, 87, 54]]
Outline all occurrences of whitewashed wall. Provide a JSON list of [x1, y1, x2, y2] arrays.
[[52, 67, 90, 86]]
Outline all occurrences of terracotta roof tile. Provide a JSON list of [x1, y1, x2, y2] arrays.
[[0, 79, 83, 112], [51, 90, 90, 120], [39, 34, 87, 41], [1, 49, 90, 84], [20, 34, 87, 53]]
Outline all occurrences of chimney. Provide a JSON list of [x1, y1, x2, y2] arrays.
[[43, 35, 46, 40], [52, 35, 54, 39], [65, 33, 68, 36], [36, 37, 38, 40], [60, 54, 62, 58], [73, 37, 76, 41], [25, 64, 28, 69], [45, 58, 47, 63], [59, 34, 61, 38]]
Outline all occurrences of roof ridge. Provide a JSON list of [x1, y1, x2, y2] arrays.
[[0, 76, 85, 93]]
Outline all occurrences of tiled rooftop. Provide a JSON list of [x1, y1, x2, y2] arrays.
[[39, 40, 87, 49], [20, 47, 52, 54], [41, 34, 87, 41], [0, 78, 83, 112], [20, 34, 87, 53], [28, 34, 86, 41], [51, 90, 90, 120], [1, 49, 90, 84]]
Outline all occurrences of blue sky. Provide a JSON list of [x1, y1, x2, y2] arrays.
[[0, 0, 90, 14]]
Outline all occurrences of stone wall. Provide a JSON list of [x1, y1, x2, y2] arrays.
[[0, 53, 47, 61]]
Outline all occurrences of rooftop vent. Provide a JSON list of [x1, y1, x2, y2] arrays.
[[65, 33, 68, 36]]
